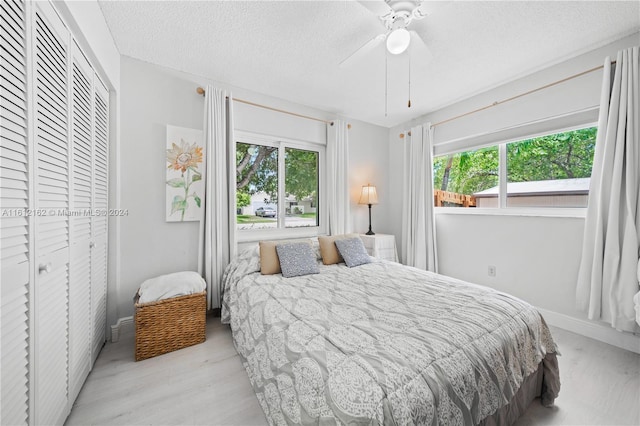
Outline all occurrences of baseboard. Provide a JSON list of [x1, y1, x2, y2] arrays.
[[537, 307, 640, 354], [110, 316, 134, 342]]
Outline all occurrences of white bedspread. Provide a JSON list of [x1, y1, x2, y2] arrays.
[[221, 247, 560, 425]]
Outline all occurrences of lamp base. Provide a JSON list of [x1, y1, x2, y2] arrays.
[[366, 203, 375, 235]]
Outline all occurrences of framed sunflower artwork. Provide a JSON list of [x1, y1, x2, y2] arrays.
[[166, 125, 205, 222]]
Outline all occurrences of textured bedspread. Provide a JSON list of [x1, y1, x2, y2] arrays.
[[221, 247, 560, 425]]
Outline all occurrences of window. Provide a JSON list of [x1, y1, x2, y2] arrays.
[[236, 142, 278, 229], [505, 127, 596, 208], [285, 147, 319, 228], [433, 146, 498, 207], [235, 134, 322, 233], [433, 126, 597, 209]]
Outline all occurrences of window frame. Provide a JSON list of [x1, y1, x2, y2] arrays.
[[433, 119, 598, 218], [234, 130, 327, 242]]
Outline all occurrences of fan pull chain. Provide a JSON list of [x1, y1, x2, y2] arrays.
[[385, 52, 389, 117], [408, 52, 412, 108]]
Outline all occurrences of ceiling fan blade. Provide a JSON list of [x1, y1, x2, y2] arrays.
[[412, 1, 429, 20], [357, 0, 394, 18], [409, 30, 432, 61], [339, 33, 387, 68]]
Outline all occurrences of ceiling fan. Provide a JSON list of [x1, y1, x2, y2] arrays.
[[340, 0, 431, 68]]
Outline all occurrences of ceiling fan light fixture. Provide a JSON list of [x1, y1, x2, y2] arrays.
[[386, 28, 410, 54]]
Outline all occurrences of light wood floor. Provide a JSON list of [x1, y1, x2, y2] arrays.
[[66, 316, 640, 426]]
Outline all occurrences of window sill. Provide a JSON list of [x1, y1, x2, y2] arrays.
[[434, 207, 587, 219], [236, 226, 324, 243]]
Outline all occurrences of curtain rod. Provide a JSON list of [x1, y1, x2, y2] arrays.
[[196, 87, 351, 129], [399, 61, 614, 139]]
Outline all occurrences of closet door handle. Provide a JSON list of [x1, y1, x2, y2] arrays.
[[38, 263, 52, 274]]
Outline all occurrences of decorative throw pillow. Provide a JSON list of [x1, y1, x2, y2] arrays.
[[334, 237, 372, 268], [259, 239, 311, 275], [275, 242, 320, 278], [318, 233, 360, 265]]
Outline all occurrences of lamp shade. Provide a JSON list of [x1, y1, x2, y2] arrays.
[[358, 184, 379, 205]]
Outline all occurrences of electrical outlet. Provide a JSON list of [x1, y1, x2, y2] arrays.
[[488, 265, 496, 277]]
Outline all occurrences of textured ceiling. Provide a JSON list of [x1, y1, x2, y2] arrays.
[[98, 1, 640, 128]]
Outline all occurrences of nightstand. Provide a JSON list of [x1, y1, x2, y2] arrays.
[[359, 234, 398, 262]]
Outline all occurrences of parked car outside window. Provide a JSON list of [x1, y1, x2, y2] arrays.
[[255, 207, 276, 217]]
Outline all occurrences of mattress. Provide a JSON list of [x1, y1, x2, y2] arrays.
[[221, 246, 560, 425]]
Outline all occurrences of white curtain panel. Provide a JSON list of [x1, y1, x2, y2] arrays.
[[401, 124, 437, 272], [576, 46, 639, 332], [327, 120, 351, 235], [199, 85, 237, 309]]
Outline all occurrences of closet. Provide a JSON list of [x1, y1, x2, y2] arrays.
[[0, 1, 109, 424]]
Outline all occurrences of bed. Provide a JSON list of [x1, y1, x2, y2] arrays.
[[221, 243, 560, 425]]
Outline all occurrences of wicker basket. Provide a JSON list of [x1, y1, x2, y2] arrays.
[[134, 291, 206, 361]]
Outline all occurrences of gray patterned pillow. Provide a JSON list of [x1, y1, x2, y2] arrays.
[[334, 237, 372, 267], [276, 242, 320, 278]]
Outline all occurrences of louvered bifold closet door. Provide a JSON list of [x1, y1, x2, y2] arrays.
[[91, 77, 108, 361], [33, 2, 70, 425], [68, 40, 92, 404], [0, 0, 30, 424]]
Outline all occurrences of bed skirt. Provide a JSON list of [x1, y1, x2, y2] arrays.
[[480, 352, 559, 425]]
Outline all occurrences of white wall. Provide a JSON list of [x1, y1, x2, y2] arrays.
[[115, 56, 390, 319], [349, 119, 392, 236], [392, 32, 639, 147], [388, 33, 640, 351], [118, 57, 202, 321], [436, 214, 585, 314]]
